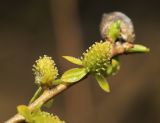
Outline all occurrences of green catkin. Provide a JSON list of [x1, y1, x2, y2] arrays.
[[82, 41, 113, 76]]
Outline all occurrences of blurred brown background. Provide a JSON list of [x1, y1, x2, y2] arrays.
[[0, 0, 159, 123]]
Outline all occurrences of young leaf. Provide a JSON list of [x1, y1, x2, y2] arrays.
[[95, 74, 110, 92], [52, 79, 63, 85], [61, 68, 87, 83], [107, 57, 120, 76], [108, 20, 121, 42], [125, 44, 150, 53], [63, 56, 83, 65], [29, 87, 43, 104], [17, 105, 33, 122]]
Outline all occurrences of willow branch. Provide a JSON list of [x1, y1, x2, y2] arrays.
[[5, 43, 149, 123]]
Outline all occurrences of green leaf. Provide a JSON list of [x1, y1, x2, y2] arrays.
[[95, 74, 110, 92], [63, 56, 83, 65], [52, 79, 63, 85], [17, 105, 33, 122], [61, 68, 87, 83], [107, 57, 120, 76], [125, 44, 150, 53], [108, 20, 121, 42], [29, 87, 43, 104]]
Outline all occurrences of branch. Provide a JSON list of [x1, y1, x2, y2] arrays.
[[5, 43, 149, 123], [5, 83, 72, 123]]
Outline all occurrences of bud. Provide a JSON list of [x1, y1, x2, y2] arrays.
[[100, 11, 135, 43], [33, 55, 58, 87]]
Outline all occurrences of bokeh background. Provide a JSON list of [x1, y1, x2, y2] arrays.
[[0, 0, 159, 123]]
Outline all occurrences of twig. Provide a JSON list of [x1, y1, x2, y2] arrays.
[[5, 43, 148, 123], [5, 83, 72, 123]]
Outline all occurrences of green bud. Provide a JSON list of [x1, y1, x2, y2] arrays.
[[33, 55, 58, 87], [108, 20, 121, 42]]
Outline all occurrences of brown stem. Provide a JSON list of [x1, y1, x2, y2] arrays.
[[111, 42, 133, 57]]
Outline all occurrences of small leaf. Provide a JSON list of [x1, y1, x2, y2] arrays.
[[61, 68, 87, 83], [17, 105, 33, 122], [63, 56, 83, 65], [106, 65, 113, 75], [107, 57, 120, 76], [52, 79, 63, 85], [125, 44, 150, 53], [108, 20, 121, 42], [29, 87, 43, 104], [95, 74, 110, 92]]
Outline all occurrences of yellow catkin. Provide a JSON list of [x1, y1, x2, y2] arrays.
[[33, 55, 58, 87]]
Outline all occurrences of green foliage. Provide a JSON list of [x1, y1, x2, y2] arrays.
[[62, 41, 119, 92], [61, 68, 87, 83], [17, 105, 65, 123], [62, 41, 120, 92], [95, 74, 110, 92], [108, 20, 121, 42], [62, 56, 82, 65]]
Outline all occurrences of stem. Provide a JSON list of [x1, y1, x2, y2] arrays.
[[5, 83, 72, 123]]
